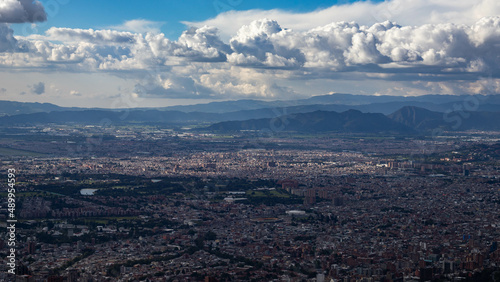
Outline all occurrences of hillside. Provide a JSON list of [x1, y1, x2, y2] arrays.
[[205, 110, 414, 134]]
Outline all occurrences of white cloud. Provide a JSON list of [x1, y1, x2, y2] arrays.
[[20, 25, 233, 72], [0, 0, 46, 23], [176, 25, 231, 61], [344, 31, 385, 65], [8, 17, 500, 79], [109, 19, 164, 34], [227, 19, 304, 68], [184, 0, 500, 40]]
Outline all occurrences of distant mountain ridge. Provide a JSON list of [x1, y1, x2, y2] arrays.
[[161, 93, 500, 113], [0, 110, 220, 126], [205, 110, 415, 134], [0, 105, 499, 134], [204, 106, 500, 133], [3, 93, 498, 117], [1, 94, 499, 134], [0, 100, 66, 116]]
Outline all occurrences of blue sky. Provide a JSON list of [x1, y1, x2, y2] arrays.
[[1, 0, 500, 107]]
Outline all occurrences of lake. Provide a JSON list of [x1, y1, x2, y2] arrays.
[[80, 188, 98, 195]]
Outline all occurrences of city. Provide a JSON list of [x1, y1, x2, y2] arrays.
[[0, 125, 499, 281]]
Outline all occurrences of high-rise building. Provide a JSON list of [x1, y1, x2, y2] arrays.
[[333, 196, 344, 206], [304, 188, 316, 206], [463, 164, 470, 176], [67, 269, 78, 282], [27, 241, 36, 255]]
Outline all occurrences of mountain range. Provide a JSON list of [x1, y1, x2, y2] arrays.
[[203, 106, 500, 133], [2, 93, 499, 116], [162, 93, 500, 113], [204, 109, 415, 134], [0, 93, 499, 134]]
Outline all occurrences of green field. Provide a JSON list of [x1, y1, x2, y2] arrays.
[[0, 147, 45, 156], [246, 189, 291, 198]]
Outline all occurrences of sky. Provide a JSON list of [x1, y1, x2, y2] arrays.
[[1, 0, 500, 108]]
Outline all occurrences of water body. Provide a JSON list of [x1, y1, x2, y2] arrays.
[[80, 188, 98, 195]]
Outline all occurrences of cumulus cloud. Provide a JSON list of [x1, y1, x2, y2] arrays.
[[184, 0, 500, 40], [33, 25, 231, 69], [12, 17, 500, 78], [176, 26, 231, 61], [30, 81, 44, 95], [0, 0, 47, 23], [22, 16, 500, 77], [227, 19, 304, 68], [4, 12, 500, 100]]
